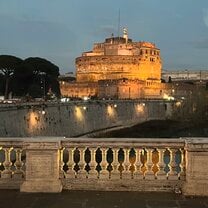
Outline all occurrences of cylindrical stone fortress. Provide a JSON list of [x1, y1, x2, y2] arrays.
[[76, 34, 162, 83]]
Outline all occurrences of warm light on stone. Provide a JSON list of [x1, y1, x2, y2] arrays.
[[75, 106, 84, 121], [29, 112, 38, 128], [136, 104, 144, 113], [76, 37, 161, 82], [107, 105, 115, 118]]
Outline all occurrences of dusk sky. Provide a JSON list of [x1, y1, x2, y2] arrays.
[[0, 0, 208, 73]]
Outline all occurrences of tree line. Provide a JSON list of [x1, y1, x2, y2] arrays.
[[0, 55, 60, 99]]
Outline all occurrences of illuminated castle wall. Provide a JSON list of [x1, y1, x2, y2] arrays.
[[76, 30, 162, 82]]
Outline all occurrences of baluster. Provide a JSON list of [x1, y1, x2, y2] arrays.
[[169, 149, 178, 180], [111, 148, 120, 179], [78, 147, 86, 178], [180, 148, 186, 180], [66, 148, 75, 179], [145, 148, 154, 179], [135, 149, 142, 179], [2, 148, 12, 178], [157, 148, 166, 180], [129, 148, 136, 179], [59, 148, 65, 179], [89, 148, 98, 179], [13, 148, 23, 179], [100, 148, 109, 179], [123, 148, 130, 178]]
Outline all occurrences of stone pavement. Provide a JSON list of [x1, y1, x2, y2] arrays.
[[0, 190, 208, 208]]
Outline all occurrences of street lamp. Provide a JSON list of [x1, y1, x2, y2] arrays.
[[39, 72, 46, 100]]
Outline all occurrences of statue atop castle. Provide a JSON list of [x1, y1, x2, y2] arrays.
[[123, 27, 128, 44]]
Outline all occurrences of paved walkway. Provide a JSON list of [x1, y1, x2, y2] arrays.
[[0, 190, 208, 208]]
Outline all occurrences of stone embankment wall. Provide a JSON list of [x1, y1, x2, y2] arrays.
[[0, 100, 171, 137]]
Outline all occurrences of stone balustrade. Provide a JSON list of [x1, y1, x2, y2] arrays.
[[0, 139, 25, 189], [0, 137, 207, 196], [61, 138, 185, 192]]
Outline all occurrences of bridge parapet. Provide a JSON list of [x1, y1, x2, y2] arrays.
[[61, 138, 185, 192], [0, 138, 207, 196], [0, 139, 25, 189]]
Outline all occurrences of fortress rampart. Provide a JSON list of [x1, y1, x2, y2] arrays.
[[0, 100, 171, 137], [76, 55, 161, 82]]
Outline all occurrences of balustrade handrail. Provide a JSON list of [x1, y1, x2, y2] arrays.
[[0, 137, 187, 149], [0, 139, 24, 148], [1, 137, 207, 149], [61, 138, 185, 149]]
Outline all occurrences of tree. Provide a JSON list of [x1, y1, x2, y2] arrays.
[[23, 57, 60, 98], [173, 85, 208, 123], [0, 74, 5, 95], [12, 63, 35, 97], [28, 84, 42, 98], [24, 57, 59, 77], [0, 55, 23, 99]]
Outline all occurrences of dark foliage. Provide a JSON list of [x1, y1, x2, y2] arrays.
[[0, 55, 60, 99], [0, 74, 5, 95], [0, 55, 23, 98]]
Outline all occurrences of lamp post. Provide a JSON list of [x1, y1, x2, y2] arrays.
[[40, 72, 46, 101]]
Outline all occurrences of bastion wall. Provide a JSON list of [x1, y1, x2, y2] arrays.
[[76, 55, 161, 82], [0, 100, 171, 137]]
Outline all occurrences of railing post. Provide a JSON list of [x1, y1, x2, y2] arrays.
[[59, 148, 64, 179], [182, 139, 208, 196], [157, 148, 166, 180], [14, 148, 24, 179], [20, 140, 62, 193], [145, 148, 154, 179], [180, 148, 186, 180], [123, 148, 130, 178], [78, 147, 87, 178], [66, 148, 75, 179], [135, 149, 142, 179], [2, 148, 12, 179], [100, 148, 109, 179], [169, 149, 178, 180], [111, 148, 120, 179], [89, 148, 98, 179]]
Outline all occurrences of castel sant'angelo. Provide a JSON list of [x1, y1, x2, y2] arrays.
[[60, 28, 170, 99]]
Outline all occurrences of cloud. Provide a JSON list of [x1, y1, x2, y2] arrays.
[[203, 8, 208, 27]]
